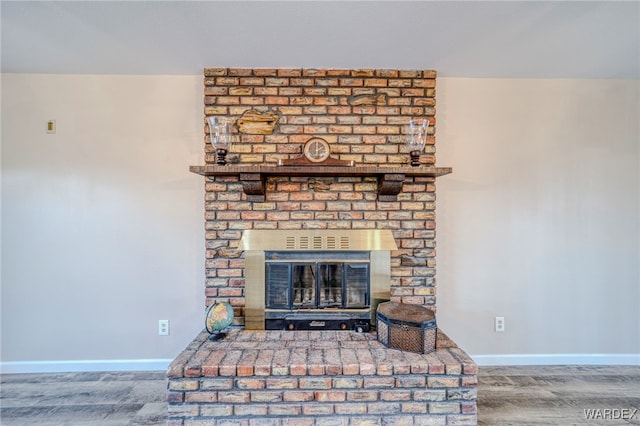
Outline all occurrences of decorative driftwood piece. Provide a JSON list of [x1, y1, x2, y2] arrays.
[[308, 178, 331, 191], [236, 109, 279, 135], [218, 248, 242, 259], [347, 93, 387, 106], [400, 254, 427, 266]]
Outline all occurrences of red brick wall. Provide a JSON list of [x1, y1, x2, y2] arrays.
[[202, 68, 439, 324]]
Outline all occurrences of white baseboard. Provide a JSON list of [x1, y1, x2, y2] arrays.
[[2, 354, 638, 374], [471, 353, 640, 366], [0, 359, 172, 374]]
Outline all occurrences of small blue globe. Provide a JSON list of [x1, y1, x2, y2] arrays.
[[205, 302, 234, 333]]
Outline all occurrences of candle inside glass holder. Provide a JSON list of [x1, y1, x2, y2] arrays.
[[207, 116, 233, 165], [406, 118, 428, 167]]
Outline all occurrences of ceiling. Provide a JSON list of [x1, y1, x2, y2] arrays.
[[2, 1, 639, 78]]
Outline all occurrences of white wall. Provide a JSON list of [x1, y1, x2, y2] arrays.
[[1, 74, 206, 369], [436, 78, 639, 363], [1, 74, 638, 370]]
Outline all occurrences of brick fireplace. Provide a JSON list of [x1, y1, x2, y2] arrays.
[[167, 68, 478, 425]]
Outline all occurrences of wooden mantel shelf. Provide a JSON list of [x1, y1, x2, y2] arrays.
[[189, 165, 452, 201]]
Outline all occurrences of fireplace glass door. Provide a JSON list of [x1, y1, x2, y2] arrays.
[[292, 264, 315, 308], [265, 251, 370, 311]]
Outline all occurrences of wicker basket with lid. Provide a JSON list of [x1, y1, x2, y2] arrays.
[[376, 302, 437, 354]]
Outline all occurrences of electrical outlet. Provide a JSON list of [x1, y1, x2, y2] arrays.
[[47, 120, 56, 134], [158, 320, 169, 336], [495, 316, 505, 332]]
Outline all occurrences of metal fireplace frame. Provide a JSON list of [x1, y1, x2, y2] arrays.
[[239, 229, 397, 330]]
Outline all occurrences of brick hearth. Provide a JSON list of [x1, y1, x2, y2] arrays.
[[168, 330, 477, 425]]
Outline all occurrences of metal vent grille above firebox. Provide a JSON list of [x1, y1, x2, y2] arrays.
[[239, 230, 398, 252], [285, 235, 350, 250]]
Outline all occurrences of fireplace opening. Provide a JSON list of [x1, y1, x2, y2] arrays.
[[265, 251, 371, 331], [239, 229, 397, 331]]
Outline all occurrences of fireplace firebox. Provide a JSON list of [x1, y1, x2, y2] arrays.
[[265, 250, 371, 331], [239, 229, 397, 330]]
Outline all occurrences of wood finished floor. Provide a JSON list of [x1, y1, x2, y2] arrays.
[[477, 365, 639, 426], [0, 366, 638, 425]]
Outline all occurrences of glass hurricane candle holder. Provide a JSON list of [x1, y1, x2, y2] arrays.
[[207, 116, 233, 165], [406, 118, 428, 167]]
